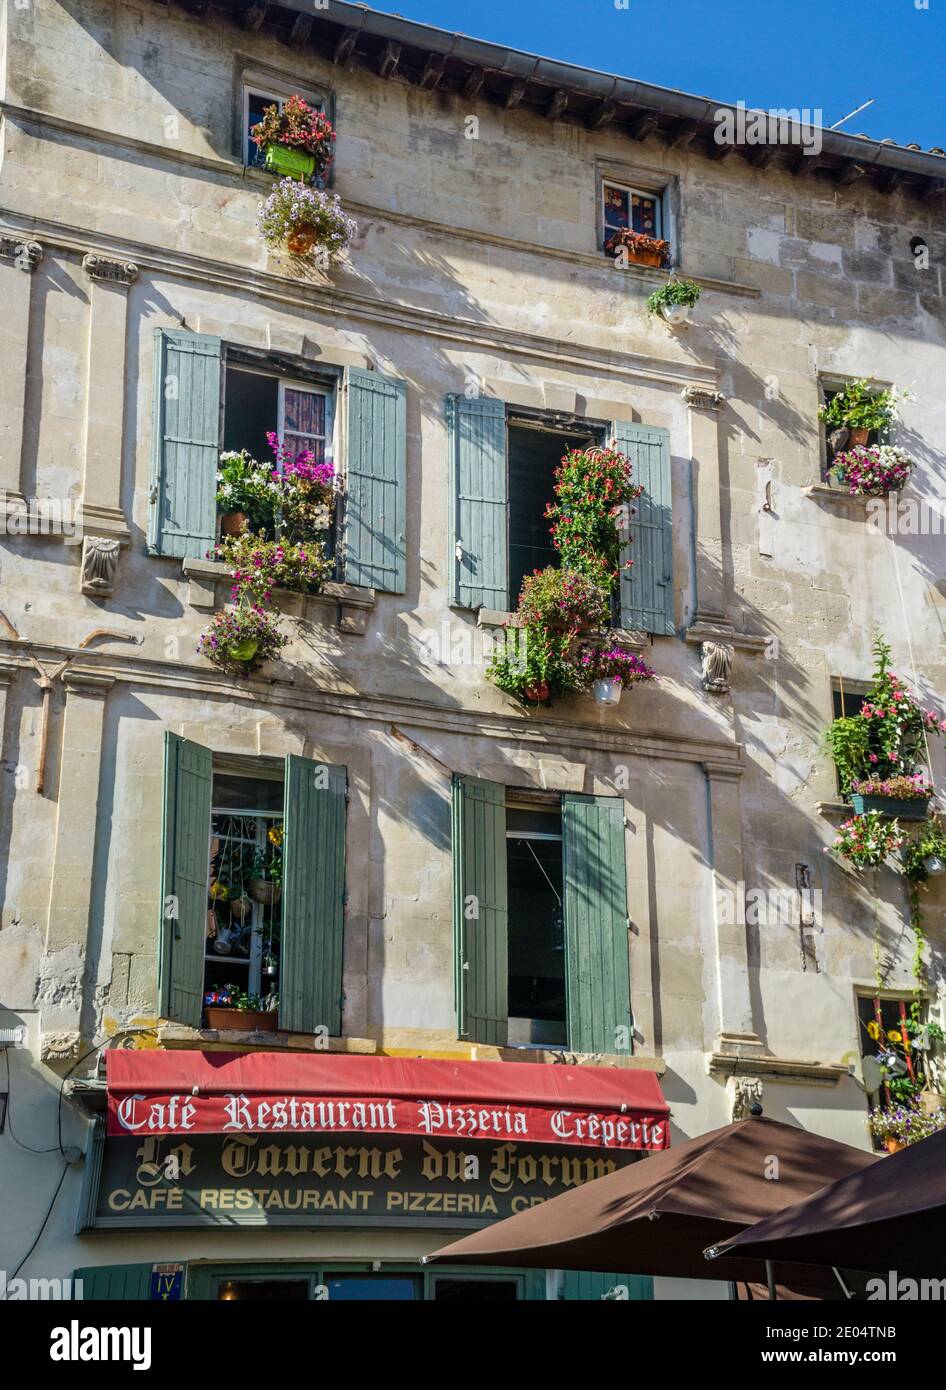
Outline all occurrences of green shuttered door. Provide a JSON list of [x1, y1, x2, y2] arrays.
[[612, 420, 674, 635], [149, 328, 221, 559], [561, 1272, 654, 1301], [159, 732, 213, 1028], [562, 794, 631, 1054], [452, 775, 508, 1046], [73, 1265, 154, 1301], [345, 367, 407, 592], [447, 394, 508, 610], [280, 756, 347, 1036]]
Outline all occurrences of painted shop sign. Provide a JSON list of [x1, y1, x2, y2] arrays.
[[90, 1133, 638, 1230], [107, 1092, 668, 1151]]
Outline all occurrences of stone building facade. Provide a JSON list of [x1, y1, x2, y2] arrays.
[[0, 0, 944, 1298]]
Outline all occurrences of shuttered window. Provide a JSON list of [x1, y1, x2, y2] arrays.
[[149, 329, 221, 559], [159, 739, 347, 1037], [447, 394, 508, 610], [562, 793, 632, 1054], [612, 420, 674, 635], [73, 1265, 155, 1301], [344, 367, 407, 593], [452, 775, 508, 1046]]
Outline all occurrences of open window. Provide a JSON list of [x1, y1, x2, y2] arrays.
[[820, 377, 892, 479], [159, 735, 348, 1036], [601, 179, 663, 249], [239, 73, 332, 172], [452, 776, 631, 1052]]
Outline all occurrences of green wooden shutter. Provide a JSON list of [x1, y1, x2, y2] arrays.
[[159, 732, 213, 1028], [73, 1264, 154, 1300], [280, 756, 347, 1036], [344, 367, 407, 592], [562, 794, 631, 1054], [149, 328, 221, 558], [612, 421, 674, 635], [561, 1272, 654, 1301], [447, 394, 508, 610], [452, 774, 508, 1046]]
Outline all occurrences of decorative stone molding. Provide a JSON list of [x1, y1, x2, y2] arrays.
[[710, 1052, 850, 1086], [700, 638, 735, 694], [816, 799, 851, 818], [684, 621, 769, 654], [81, 253, 138, 287], [80, 535, 121, 596], [180, 557, 377, 635], [682, 385, 725, 411], [61, 668, 116, 699], [730, 1075, 764, 1120], [0, 236, 43, 272], [40, 1030, 82, 1062]]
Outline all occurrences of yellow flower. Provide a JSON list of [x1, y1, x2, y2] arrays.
[[887, 1029, 902, 1044], [867, 1021, 880, 1041], [268, 826, 284, 847]]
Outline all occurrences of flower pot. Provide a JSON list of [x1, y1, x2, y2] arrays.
[[848, 426, 870, 446], [883, 1137, 906, 1154], [248, 878, 281, 907], [523, 681, 550, 704], [660, 302, 691, 326], [220, 511, 247, 536], [230, 895, 252, 921], [205, 1006, 278, 1033], [286, 223, 318, 255], [919, 1091, 945, 1117], [627, 248, 663, 268], [227, 636, 260, 665], [849, 793, 930, 821], [593, 678, 623, 706], [264, 143, 316, 181]]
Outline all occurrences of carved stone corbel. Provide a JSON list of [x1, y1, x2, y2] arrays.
[[81, 535, 122, 596], [81, 254, 138, 287], [700, 639, 735, 694], [731, 1075, 763, 1120], [682, 385, 725, 411], [0, 237, 44, 272], [40, 1030, 82, 1062]]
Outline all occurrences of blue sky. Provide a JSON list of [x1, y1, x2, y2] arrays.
[[370, 0, 946, 150]]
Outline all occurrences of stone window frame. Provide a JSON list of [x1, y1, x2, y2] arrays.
[[594, 159, 678, 266], [233, 59, 336, 184]]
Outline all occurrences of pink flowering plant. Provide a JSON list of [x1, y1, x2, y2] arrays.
[[830, 444, 913, 497], [197, 602, 287, 676], [257, 180, 357, 261], [827, 810, 905, 868], [250, 95, 336, 175], [848, 772, 933, 800], [578, 646, 657, 690], [210, 532, 332, 604]]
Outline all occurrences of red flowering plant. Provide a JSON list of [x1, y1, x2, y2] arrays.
[[545, 444, 643, 595], [604, 229, 671, 264], [848, 773, 933, 801], [209, 531, 333, 603], [250, 95, 336, 176], [578, 646, 657, 690], [827, 810, 905, 868], [197, 602, 287, 676]]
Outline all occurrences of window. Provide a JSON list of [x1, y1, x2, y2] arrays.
[[830, 678, 868, 795], [856, 994, 942, 1148], [602, 180, 662, 250], [240, 79, 331, 174], [452, 778, 631, 1052], [447, 395, 674, 634], [820, 379, 890, 479], [243, 88, 285, 167], [223, 366, 336, 478], [159, 735, 348, 1035]]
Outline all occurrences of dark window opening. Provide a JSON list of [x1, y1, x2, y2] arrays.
[[433, 1278, 520, 1301], [218, 1279, 308, 1301], [223, 367, 279, 466], [831, 682, 868, 722], [245, 90, 282, 168], [506, 804, 566, 1047], [507, 423, 599, 609], [822, 384, 889, 479], [204, 771, 284, 1022]]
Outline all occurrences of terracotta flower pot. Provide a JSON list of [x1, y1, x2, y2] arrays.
[[248, 878, 281, 906], [848, 426, 870, 446], [628, 248, 663, 268], [286, 223, 318, 255], [220, 511, 247, 536], [523, 681, 550, 703], [205, 1006, 278, 1033], [883, 1137, 906, 1154]]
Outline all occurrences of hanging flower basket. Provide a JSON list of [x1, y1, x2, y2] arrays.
[[848, 773, 933, 821], [248, 878, 281, 906], [257, 180, 357, 263], [197, 602, 287, 676], [593, 678, 623, 706]]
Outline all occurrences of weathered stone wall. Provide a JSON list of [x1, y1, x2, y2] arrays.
[[1, 5, 945, 1275]]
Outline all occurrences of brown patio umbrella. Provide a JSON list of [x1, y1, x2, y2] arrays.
[[705, 1123, 946, 1279], [426, 1114, 877, 1289]]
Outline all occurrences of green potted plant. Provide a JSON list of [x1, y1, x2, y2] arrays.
[[250, 94, 336, 182], [216, 449, 263, 535], [827, 810, 905, 868], [197, 601, 287, 676], [248, 825, 283, 906], [204, 984, 279, 1033], [818, 378, 908, 447], [645, 277, 702, 326]]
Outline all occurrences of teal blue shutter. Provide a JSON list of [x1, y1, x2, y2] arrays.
[[149, 328, 221, 558], [447, 394, 508, 609], [159, 732, 213, 1028], [344, 367, 407, 592], [452, 774, 508, 1046], [73, 1265, 155, 1300], [612, 421, 674, 635], [280, 756, 347, 1036], [562, 794, 631, 1053], [561, 1272, 654, 1301]]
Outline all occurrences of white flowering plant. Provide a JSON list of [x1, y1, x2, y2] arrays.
[[257, 179, 357, 261]]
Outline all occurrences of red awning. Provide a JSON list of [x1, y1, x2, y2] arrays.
[[106, 1051, 670, 1152]]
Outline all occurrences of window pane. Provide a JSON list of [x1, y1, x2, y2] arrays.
[[223, 368, 279, 465], [246, 92, 281, 167], [603, 184, 630, 233], [283, 388, 325, 438], [631, 193, 659, 236]]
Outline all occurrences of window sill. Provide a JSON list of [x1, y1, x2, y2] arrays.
[[816, 799, 851, 817], [182, 557, 376, 635], [158, 1022, 377, 1054], [804, 483, 875, 509]]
